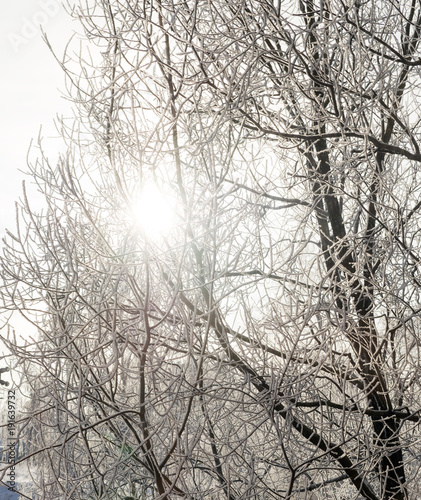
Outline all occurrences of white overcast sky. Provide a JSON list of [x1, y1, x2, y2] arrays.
[[0, 2, 76, 341], [1, 1, 75, 238]]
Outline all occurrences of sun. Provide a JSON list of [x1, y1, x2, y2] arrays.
[[131, 183, 176, 238]]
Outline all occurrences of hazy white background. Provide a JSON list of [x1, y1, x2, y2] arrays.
[[0, 5, 76, 481], [0, 2, 75, 343], [1, 1, 75, 238]]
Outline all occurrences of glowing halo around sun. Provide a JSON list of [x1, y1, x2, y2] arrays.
[[131, 183, 177, 238]]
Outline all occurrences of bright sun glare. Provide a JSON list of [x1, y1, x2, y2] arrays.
[[132, 183, 176, 238]]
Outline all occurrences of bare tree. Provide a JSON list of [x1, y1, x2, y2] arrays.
[[2, 0, 421, 498]]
